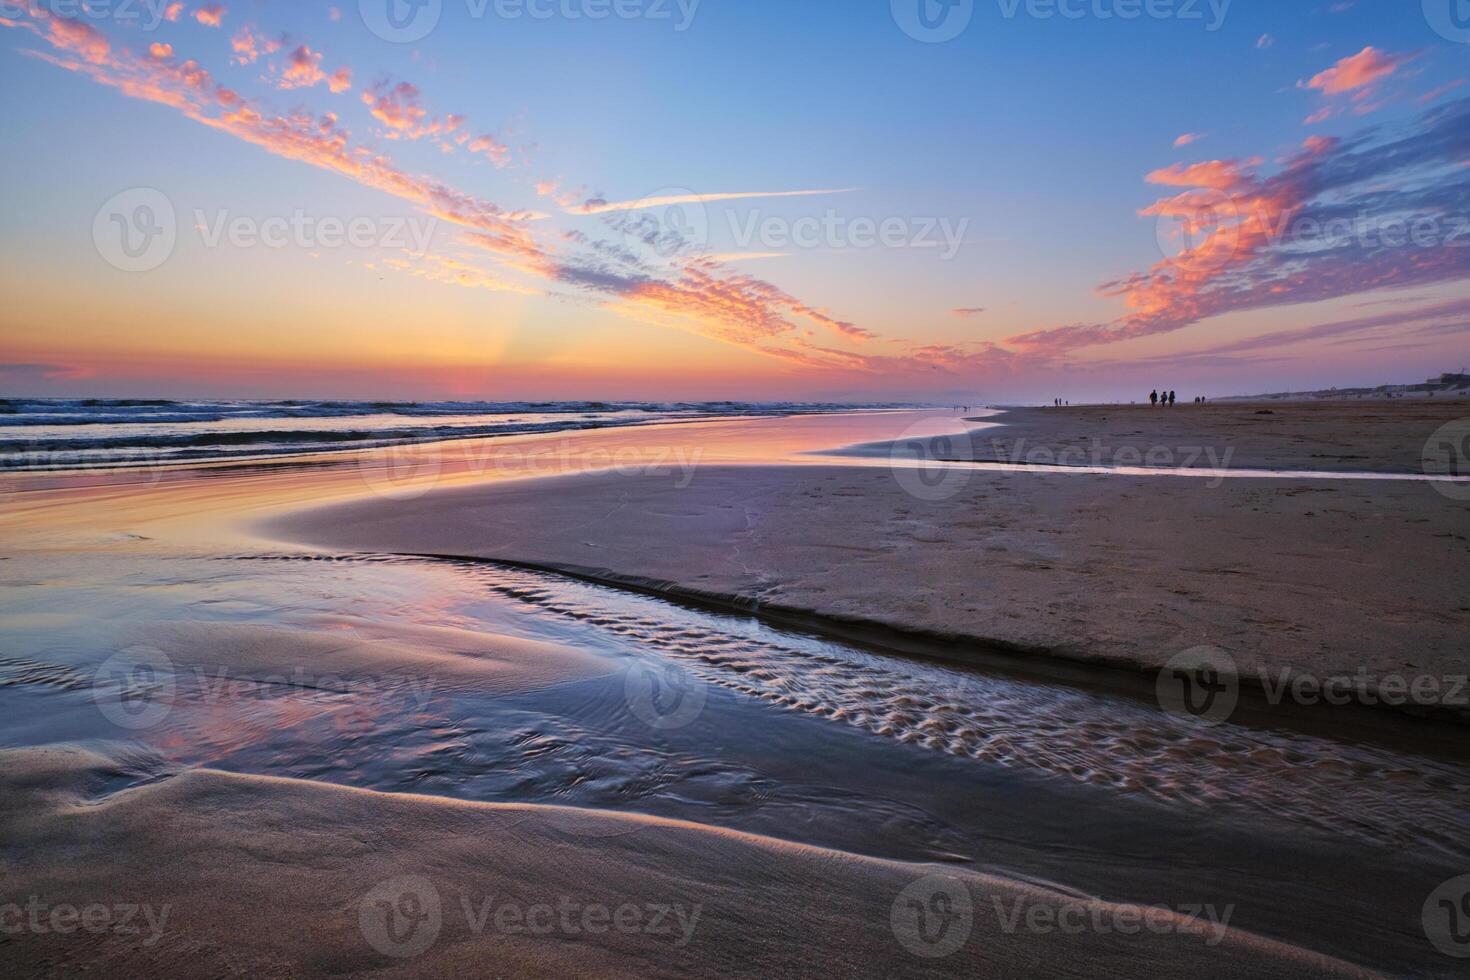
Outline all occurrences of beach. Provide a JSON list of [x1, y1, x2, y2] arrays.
[[3, 404, 1468, 977]]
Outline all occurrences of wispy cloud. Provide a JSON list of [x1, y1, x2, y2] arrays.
[[1301, 46, 1417, 123], [573, 188, 858, 215]]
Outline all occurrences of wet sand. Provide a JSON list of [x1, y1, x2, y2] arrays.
[[4, 406, 1469, 977], [0, 746, 1374, 979], [265, 439, 1470, 721]]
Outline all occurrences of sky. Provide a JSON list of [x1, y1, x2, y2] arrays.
[[1, 0, 1468, 402]]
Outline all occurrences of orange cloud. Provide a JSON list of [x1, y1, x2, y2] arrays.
[[1173, 133, 1206, 148], [274, 45, 350, 92], [230, 26, 281, 66], [5, 7, 895, 378], [1306, 47, 1412, 96], [467, 133, 509, 167], [194, 3, 226, 28]]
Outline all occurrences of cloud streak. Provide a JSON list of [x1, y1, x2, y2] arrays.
[[574, 188, 859, 215]]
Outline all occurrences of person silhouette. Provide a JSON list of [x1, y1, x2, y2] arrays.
[[1150, 390, 1159, 407], [1169, 390, 1177, 406]]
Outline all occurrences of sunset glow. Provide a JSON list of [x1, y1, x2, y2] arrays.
[[2, 1, 1467, 400]]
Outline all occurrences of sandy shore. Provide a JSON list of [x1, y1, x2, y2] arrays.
[[6, 404, 1467, 977], [263, 410, 1470, 721], [0, 745, 1370, 978], [951, 400, 1470, 474]]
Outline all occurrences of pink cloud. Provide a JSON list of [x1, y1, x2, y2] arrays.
[[1419, 80, 1467, 105], [194, 3, 226, 28], [230, 26, 281, 66], [467, 133, 509, 167], [273, 45, 351, 92], [1305, 47, 1413, 97], [1173, 133, 1206, 148]]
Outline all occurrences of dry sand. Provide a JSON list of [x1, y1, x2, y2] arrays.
[[0, 745, 1370, 978], [954, 400, 1470, 474]]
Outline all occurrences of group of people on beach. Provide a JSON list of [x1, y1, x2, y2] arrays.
[[1146, 387, 1193, 408]]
